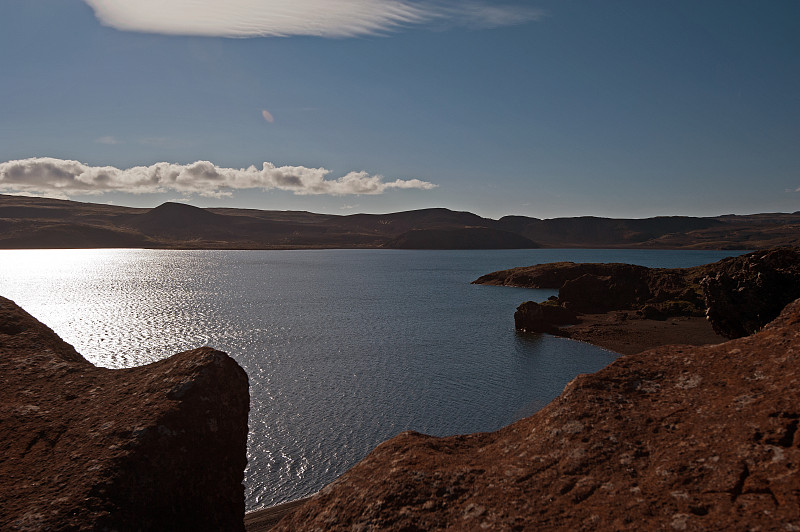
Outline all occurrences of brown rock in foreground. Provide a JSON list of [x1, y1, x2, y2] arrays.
[[0, 296, 250, 531], [274, 299, 800, 531]]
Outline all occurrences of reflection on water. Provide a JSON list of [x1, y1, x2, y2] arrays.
[[0, 248, 741, 509]]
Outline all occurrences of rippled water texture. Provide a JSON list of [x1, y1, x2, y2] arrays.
[[0, 248, 741, 510]]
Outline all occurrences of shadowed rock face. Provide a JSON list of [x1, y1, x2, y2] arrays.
[[514, 301, 579, 333], [473, 261, 704, 316], [274, 299, 800, 531], [702, 247, 800, 338], [0, 296, 250, 531]]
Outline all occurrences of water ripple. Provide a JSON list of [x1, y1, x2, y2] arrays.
[[0, 248, 740, 510]]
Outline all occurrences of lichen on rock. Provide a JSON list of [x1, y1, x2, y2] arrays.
[[0, 296, 250, 531]]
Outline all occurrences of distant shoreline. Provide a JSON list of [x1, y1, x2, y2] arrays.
[[2, 194, 798, 250]]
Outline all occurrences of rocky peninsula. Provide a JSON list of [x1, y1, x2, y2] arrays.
[[473, 247, 800, 354]]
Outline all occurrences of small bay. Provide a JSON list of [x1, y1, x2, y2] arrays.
[[0, 248, 742, 510]]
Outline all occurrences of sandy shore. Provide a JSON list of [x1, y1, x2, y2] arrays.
[[552, 311, 728, 355], [244, 497, 311, 532]]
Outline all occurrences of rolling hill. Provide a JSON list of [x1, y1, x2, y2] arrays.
[[0, 194, 798, 250]]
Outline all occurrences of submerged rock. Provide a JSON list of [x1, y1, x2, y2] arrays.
[[0, 296, 250, 531], [274, 299, 800, 531]]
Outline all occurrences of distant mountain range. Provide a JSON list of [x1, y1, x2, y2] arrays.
[[1, 194, 798, 250]]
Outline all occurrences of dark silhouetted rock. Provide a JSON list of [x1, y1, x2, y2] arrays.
[[274, 299, 800, 531], [702, 247, 800, 338], [558, 269, 652, 313], [475, 248, 800, 332], [0, 296, 250, 531], [474, 261, 700, 316], [514, 301, 579, 333]]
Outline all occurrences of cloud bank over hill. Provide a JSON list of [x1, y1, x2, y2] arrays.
[[83, 0, 543, 38], [0, 158, 437, 198]]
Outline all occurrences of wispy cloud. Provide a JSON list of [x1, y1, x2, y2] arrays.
[[431, 2, 545, 30], [95, 135, 120, 145], [0, 157, 437, 198], [261, 109, 275, 123], [82, 0, 543, 38]]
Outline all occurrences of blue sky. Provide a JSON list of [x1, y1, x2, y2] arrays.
[[0, 1, 798, 219]]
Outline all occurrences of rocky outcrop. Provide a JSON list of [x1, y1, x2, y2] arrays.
[[274, 299, 800, 531], [0, 296, 250, 531], [513, 301, 579, 333], [702, 247, 800, 338], [474, 248, 800, 338], [559, 270, 651, 314], [473, 261, 705, 316], [474, 261, 648, 290]]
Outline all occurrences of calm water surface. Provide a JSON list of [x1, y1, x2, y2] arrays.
[[0, 248, 742, 510]]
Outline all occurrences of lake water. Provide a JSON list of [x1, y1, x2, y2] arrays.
[[0, 248, 742, 510]]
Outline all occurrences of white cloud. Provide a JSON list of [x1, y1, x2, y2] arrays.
[[261, 109, 275, 123], [0, 157, 437, 198], [82, 0, 543, 38], [95, 135, 120, 145]]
